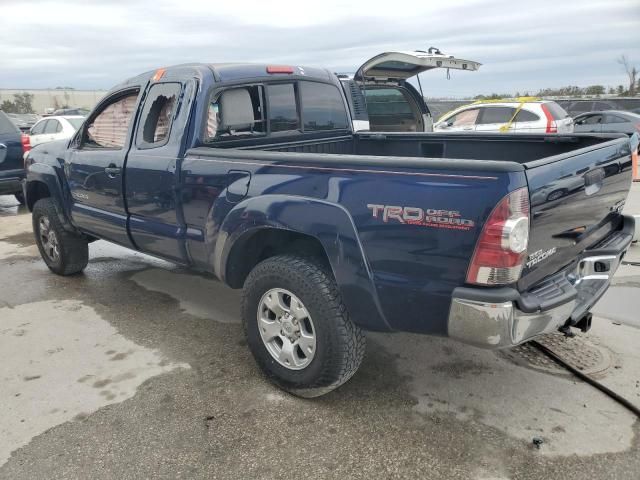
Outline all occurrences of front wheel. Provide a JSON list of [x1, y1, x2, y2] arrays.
[[32, 198, 89, 275], [242, 255, 366, 398]]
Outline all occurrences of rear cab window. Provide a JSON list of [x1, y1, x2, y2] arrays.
[[300, 82, 348, 131], [206, 80, 349, 142]]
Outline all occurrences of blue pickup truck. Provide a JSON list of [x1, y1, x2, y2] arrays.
[[24, 63, 637, 397]]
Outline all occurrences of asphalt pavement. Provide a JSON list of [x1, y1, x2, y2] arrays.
[[0, 184, 639, 479]]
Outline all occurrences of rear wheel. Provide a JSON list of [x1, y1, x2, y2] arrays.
[[242, 255, 366, 398], [32, 198, 89, 275]]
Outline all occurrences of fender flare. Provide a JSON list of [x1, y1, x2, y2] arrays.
[[212, 194, 391, 332], [26, 162, 78, 234]]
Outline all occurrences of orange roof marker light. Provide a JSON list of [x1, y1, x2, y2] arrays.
[[152, 68, 166, 82], [266, 65, 294, 74]]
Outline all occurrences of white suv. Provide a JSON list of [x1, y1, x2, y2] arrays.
[[434, 99, 573, 134]]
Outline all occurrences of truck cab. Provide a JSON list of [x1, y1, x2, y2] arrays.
[[339, 48, 481, 132]]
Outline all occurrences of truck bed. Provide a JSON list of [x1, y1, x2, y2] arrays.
[[189, 131, 634, 302], [232, 131, 618, 165]]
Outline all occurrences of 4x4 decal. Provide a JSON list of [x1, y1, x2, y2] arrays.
[[367, 204, 475, 231]]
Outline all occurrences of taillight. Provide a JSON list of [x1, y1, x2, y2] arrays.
[[21, 133, 31, 154], [466, 188, 530, 286], [541, 104, 557, 133]]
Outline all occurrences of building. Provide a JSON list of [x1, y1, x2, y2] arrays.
[[0, 89, 106, 115]]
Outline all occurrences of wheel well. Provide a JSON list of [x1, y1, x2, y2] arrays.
[[225, 229, 331, 288], [26, 181, 51, 211]]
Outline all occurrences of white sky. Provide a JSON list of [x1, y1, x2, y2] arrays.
[[1, 0, 639, 96]]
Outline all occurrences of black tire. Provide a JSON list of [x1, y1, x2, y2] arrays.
[[32, 198, 89, 275], [14, 192, 25, 205], [242, 255, 366, 398]]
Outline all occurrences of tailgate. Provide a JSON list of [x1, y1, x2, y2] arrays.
[[519, 136, 634, 290]]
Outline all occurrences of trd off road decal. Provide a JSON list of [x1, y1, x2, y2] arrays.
[[367, 204, 475, 231]]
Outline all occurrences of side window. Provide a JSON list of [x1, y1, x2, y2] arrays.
[[300, 81, 348, 131], [447, 108, 480, 126], [84, 90, 139, 149], [31, 120, 47, 135], [267, 83, 299, 132], [136, 83, 181, 148], [584, 114, 603, 125], [44, 120, 60, 134], [605, 114, 626, 124], [478, 107, 516, 124], [515, 109, 539, 122], [207, 85, 265, 140]]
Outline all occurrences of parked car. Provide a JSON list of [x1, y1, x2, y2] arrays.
[[24, 63, 636, 397], [28, 115, 85, 149], [338, 48, 481, 132], [573, 110, 640, 136], [52, 108, 91, 116], [6, 113, 40, 132], [434, 99, 574, 134], [0, 110, 27, 204]]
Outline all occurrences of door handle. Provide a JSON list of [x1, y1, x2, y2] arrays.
[[105, 164, 121, 178]]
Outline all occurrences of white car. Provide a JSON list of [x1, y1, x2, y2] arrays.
[[28, 115, 85, 148], [434, 100, 573, 134]]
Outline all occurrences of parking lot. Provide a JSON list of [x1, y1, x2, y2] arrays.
[[0, 185, 639, 479]]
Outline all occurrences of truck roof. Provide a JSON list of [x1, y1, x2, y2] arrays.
[[109, 63, 334, 94]]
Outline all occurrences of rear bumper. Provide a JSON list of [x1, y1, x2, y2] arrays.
[[448, 215, 634, 349]]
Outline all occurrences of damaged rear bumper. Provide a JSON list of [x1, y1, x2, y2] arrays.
[[448, 215, 635, 349]]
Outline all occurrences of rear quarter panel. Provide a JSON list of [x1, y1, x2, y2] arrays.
[[181, 150, 524, 334]]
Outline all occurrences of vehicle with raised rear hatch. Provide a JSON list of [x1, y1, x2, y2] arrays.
[[434, 98, 574, 134], [23, 62, 637, 397], [339, 48, 480, 132]]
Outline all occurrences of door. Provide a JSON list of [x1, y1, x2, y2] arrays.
[[125, 80, 196, 262], [574, 113, 603, 133], [435, 107, 480, 132], [354, 48, 481, 82], [474, 106, 517, 133], [29, 119, 49, 147], [66, 88, 140, 245], [514, 108, 542, 133]]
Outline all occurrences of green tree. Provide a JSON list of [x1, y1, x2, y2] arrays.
[[0, 100, 18, 113], [12, 93, 35, 113], [1, 93, 35, 114]]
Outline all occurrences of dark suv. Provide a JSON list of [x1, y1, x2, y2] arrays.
[[0, 110, 26, 204]]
